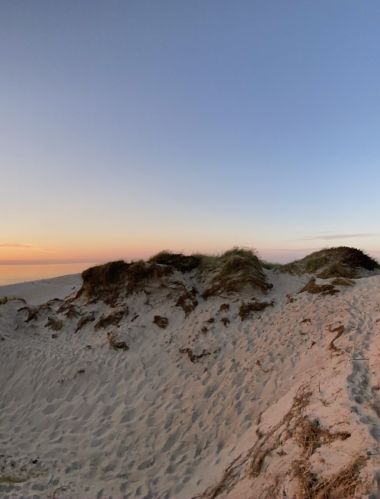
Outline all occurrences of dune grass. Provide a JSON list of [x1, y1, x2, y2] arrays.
[[202, 248, 272, 298]]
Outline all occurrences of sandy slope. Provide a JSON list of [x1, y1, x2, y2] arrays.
[[1, 270, 380, 498]]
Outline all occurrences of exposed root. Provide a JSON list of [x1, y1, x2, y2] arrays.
[[328, 325, 345, 352], [179, 347, 212, 363]]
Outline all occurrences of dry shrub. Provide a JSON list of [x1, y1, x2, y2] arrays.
[[298, 278, 339, 296], [248, 387, 313, 478], [293, 417, 350, 458], [149, 251, 201, 272], [203, 248, 272, 298], [239, 299, 274, 320], [153, 315, 169, 329], [195, 387, 312, 499], [293, 455, 367, 499], [0, 297, 8, 305], [94, 309, 126, 330], [107, 332, 129, 351]]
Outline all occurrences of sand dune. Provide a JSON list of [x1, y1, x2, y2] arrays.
[[1, 249, 380, 498]]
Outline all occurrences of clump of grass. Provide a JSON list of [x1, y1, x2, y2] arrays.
[[298, 278, 339, 296], [261, 260, 282, 270], [176, 288, 198, 316], [107, 332, 129, 351], [331, 277, 354, 287], [94, 309, 126, 330], [149, 251, 202, 272], [0, 296, 25, 305], [0, 474, 27, 484], [78, 260, 130, 303], [239, 299, 274, 320], [153, 315, 169, 328], [283, 247, 379, 279], [125, 260, 172, 293], [203, 248, 272, 298], [77, 259, 172, 303], [75, 312, 96, 333], [45, 317, 63, 331]]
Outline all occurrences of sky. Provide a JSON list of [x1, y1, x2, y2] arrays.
[[1, 0, 380, 267]]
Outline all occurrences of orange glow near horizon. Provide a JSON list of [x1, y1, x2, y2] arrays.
[[2, 239, 380, 266]]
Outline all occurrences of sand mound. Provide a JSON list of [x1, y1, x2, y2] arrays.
[[283, 246, 379, 279]]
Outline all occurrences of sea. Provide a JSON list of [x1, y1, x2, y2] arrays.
[[0, 263, 97, 286]]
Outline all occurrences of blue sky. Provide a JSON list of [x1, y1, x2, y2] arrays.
[[1, 0, 380, 264]]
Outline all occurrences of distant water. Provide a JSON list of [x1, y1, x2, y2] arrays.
[[0, 263, 97, 285]]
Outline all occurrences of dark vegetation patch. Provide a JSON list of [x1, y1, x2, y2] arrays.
[[149, 251, 202, 272], [239, 299, 274, 320], [179, 347, 211, 363], [107, 332, 129, 351], [300, 318, 312, 324], [78, 260, 172, 304], [331, 277, 355, 287], [45, 317, 63, 331], [283, 247, 378, 279], [298, 278, 339, 296], [203, 248, 272, 298], [176, 288, 198, 316], [18, 304, 51, 322], [75, 312, 96, 333], [153, 315, 169, 329], [125, 261, 172, 293], [220, 317, 230, 326], [219, 303, 230, 312], [57, 303, 81, 319], [94, 309, 126, 330]]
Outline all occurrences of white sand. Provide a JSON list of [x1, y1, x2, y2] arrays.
[[1, 270, 380, 497]]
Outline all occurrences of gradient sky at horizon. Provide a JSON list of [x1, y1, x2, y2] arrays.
[[1, 0, 380, 266]]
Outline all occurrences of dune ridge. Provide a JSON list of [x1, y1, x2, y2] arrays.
[[1, 247, 380, 498]]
